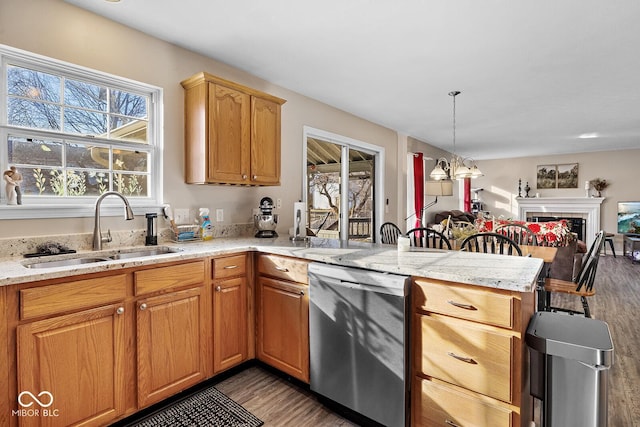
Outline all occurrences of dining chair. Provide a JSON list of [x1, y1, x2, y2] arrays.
[[460, 232, 522, 256], [542, 230, 605, 318], [380, 222, 402, 244], [495, 222, 539, 246], [406, 227, 452, 249]]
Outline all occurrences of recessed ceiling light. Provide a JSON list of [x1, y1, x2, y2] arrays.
[[578, 133, 599, 139], [105, 0, 121, 2]]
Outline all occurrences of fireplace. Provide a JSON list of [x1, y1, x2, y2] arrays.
[[516, 197, 604, 247]]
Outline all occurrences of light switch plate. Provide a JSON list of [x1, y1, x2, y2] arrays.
[[216, 209, 224, 222]]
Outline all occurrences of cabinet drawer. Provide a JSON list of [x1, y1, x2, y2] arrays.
[[135, 261, 205, 295], [413, 376, 513, 427], [414, 313, 513, 402], [20, 275, 127, 320], [413, 278, 514, 328], [257, 254, 308, 284], [213, 254, 247, 280]]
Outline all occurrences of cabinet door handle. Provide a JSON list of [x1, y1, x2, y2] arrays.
[[447, 352, 477, 364], [252, 175, 257, 180], [223, 265, 238, 269], [445, 420, 462, 427], [242, 174, 248, 180], [139, 303, 148, 311], [216, 286, 222, 292], [447, 300, 477, 311], [116, 307, 124, 315], [300, 290, 305, 296], [275, 266, 289, 272]]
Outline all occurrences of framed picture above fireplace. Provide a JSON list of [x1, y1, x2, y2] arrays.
[[536, 163, 579, 189]]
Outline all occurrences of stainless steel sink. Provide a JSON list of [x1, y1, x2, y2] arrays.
[[24, 256, 113, 269], [109, 247, 177, 260], [23, 246, 179, 269]]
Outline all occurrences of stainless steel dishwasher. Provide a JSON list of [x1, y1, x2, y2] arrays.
[[308, 262, 410, 427]]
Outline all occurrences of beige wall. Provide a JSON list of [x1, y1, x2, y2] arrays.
[[0, 0, 399, 238], [1, 0, 636, 244], [472, 149, 640, 248]]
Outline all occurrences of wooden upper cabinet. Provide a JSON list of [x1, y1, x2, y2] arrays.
[[181, 72, 286, 185], [209, 84, 250, 183], [250, 96, 281, 185]]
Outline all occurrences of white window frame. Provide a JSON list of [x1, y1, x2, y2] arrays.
[[302, 126, 384, 242], [0, 44, 163, 219]]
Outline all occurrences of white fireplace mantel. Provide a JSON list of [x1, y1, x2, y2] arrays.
[[516, 197, 604, 247]]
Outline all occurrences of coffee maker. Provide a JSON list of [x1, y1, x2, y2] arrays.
[[254, 197, 278, 238]]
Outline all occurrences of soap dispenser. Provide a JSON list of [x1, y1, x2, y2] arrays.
[[145, 213, 158, 246]]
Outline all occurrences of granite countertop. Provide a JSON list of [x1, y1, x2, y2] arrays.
[[0, 237, 543, 292]]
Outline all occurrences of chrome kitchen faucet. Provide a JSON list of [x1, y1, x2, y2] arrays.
[[92, 191, 134, 251]]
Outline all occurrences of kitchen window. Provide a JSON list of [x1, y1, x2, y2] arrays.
[[0, 44, 163, 219]]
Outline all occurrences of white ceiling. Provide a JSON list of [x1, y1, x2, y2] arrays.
[[65, 0, 640, 160]]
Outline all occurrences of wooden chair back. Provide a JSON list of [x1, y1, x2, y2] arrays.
[[460, 232, 522, 256], [495, 223, 539, 246], [543, 230, 605, 317], [406, 227, 452, 249], [380, 222, 402, 244], [575, 230, 605, 293]]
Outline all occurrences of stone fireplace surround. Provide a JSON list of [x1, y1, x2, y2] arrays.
[[516, 197, 604, 248]]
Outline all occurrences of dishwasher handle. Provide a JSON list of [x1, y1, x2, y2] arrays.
[[309, 273, 407, 297]]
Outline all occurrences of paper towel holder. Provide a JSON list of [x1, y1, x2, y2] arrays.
[[290, 201, 308, 242]]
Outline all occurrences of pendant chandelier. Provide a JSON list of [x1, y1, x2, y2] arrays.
[[430, 91, 483, 180]]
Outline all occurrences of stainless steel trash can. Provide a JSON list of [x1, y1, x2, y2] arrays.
[[526, 312, 614, 427]]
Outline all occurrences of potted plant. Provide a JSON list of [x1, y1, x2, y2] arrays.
[[589, 178, 609, 197]]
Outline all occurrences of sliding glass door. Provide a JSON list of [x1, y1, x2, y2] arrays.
[[304, 127, 382, 242]]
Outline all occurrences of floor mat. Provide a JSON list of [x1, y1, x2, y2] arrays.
[[131, 386, 263, 427]]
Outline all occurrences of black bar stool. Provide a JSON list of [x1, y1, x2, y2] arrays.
[[604, 232, 616, 257]]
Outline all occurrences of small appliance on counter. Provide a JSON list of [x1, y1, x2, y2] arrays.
[[254, 196, 278, 238]]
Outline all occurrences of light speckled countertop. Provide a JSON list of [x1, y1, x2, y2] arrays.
[[0, 237, 543, 292]]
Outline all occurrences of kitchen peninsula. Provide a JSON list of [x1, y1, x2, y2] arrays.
[[0, 237, 542, 427]]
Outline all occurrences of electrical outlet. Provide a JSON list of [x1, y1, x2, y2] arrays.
[[276, 198, 282, 208], [174, 208, 190, 224], [216, 209, 224, 222]]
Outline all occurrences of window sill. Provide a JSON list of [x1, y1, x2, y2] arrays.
[[0, 203, 163, 220]]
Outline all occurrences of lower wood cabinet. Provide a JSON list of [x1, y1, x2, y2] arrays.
[[136, 286, 207, 408], [16, 303, 126, 427], [413, 376, 513, 427], [411, 277, 535, 427], [256, 257, 309, 383], [213, 276, 248, 373], [7, 260, 209, 427]]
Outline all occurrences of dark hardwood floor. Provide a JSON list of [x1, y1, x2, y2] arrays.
[[218, 254, 638, 427], [550, 254, 639, 427], [216, 366, 357, 426]]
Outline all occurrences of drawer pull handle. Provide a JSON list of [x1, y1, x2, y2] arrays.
[[275, 266, 289, 272], [116, 307, 124, 315], [447, 352, 477, 364], [447, 300, 477, 311], [139, 303, 148, 311], [216, 286, 222, 292], [223, 265, 238, 269], [445, 420, 462, 427]]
